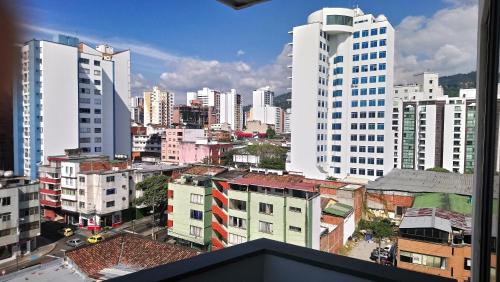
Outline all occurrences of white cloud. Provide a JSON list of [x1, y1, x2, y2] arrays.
[[395, 2, 478, 83], [236, 49, 245, 56], [20, 23, 291, 104]]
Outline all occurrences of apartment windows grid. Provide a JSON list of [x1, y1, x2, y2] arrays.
[[190, 210, 203, 221], [228, 233, 246, 245], [190, 193, 203, 204], [259, 203, 273, 215], [259, 221, 273, 234], [189, 225, 202, 237], [229, 216, 247, 229]]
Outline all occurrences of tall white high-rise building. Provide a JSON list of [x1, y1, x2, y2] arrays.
[[186, 87, 220, 107], [252, 86, 274, 108], [284, 108, 291, 134], [219, 89, 242, 131], [13, 35, 131, 180], [287, 7, 394, 180], [143, 86, 175, 127], [250, 86, 284, 133]]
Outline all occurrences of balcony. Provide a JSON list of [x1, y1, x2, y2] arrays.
[[211, 237, 226, 251], [167, 205, 173, 213], [39, 177, 60, 184], [40, 199, 61, 208], [212, 188, 228, 206], [167, 190, 173, 199], [39, 188, 61, 195], [212, 205, 227, 224], [212, 221, 228, 240]]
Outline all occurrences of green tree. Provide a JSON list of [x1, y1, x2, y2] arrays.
[[369, 218, 394, 263], [426, 166, 450, 173], [134, 175, 170, 211], [266, 127, 276, 139]]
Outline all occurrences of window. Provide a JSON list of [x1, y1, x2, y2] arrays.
[[259, 203, 273, 215], [326, 15, 353, 26], [379, 63, 386, 70], [106, 188, 116, 195], [379, 51, 387, 58], [362, 42, 368, 49], [353, 31, 360, 38], [333, 56, 344, 63], [79, 108, 91, 114], [399, 251, 446, 269], [189, 225, 202, 237], [1, 197, 10, 206], [259, 221, 273, 234], [94, 89, 101, 95], [353, 54, 359, 61], [229, 216, 247, 229], [94, 118, 102, 124], [94, 60, 100, 66], [79, 78, 90, 84], [190, 193, 203, 204], [379, 39, 387, 46], [106, 201, 115, 208], [370, 40, 377, 48], [94, 70, 101, 75], [370, 52, 377, 59], [379, 27, 387, 34], [0, 213, 11, 222], [95, 128, 102, 133], [79, 58, 89, 64], [362, 30, 369, 37], [289, 206, 302, 213], [371, 28, 378, 36], [80, 88, 90, 94], [228, 233, 246, 245], [361, 53, 368, 60], [79, 98, 90, 104], [289, 226, 302, 232], [106, 176, 115, 182], [353, 43, 360, 50], [229, 199, 247, 211], [190, 210, 203, 220]]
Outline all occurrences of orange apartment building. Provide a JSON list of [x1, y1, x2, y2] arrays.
[[397, 207, 496, 281]]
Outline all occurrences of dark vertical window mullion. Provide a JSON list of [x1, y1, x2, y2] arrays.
[[472, 0, 500, 281]]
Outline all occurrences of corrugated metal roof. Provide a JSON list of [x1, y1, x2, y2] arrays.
[[366, 169, 474, 195], [399, 207, 471, 233], [323, 202, 353, 218]]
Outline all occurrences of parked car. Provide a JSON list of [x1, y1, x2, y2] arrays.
[[66, 238, 84, 248], [87, 234, 104, 244], [61, 228, 74, 237], [370, 248, 389, 261]]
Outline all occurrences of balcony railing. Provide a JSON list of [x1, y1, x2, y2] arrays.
[[212, 188, 228, 206], [40, 199, 61, 207], [211, 237, 226, 251], [212, 205, 227, 224], [39, 188, 61, 195], [39, 177, 60, 184], [212, 221, 228, 240]]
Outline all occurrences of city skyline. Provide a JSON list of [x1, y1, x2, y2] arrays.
[[13, 0, 477, 104]]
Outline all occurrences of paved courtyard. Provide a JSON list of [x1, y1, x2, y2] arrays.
[[347, 239, 394, 262]]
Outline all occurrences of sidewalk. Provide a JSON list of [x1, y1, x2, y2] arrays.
[[0, 242, 57, 272]]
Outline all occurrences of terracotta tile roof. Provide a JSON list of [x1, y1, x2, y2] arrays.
[[79, 160, 129, 173], [66, 233, 198, 279], [183, 165, 227, 176], [231, 173, 317, 192]]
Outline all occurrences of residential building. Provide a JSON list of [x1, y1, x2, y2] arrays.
[[131, 125, 162, 162], [59, 156, 130, 230], [397, 208, 477, 281], [130, 96, 144, 124], [253, 86, 274, 108], [244, 120, 274, 134], [287, 7, 394, 180], [393, 85, 500, 173], [161, 128, 206, 164], [187, 87, 221, 108], [219, 89, 242, 131], [250, 87, 284, 133], [210, 171, 321, 251], [167, 166, 227, 250], [172, 104, 213, 129], [178, 140, 233, 165], [13, 35, 131, 180], [38, 149, 107, 221], [321, 199, 355, 247], [0, 176, 40, 262], [143, 86, 175, 127]]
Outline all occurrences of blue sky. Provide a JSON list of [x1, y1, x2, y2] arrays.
[[13, 0, 478, 104]]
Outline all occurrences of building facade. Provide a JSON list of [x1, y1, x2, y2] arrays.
[[13, 35, 131, 180], [161, 128, 206, 164], [287, 8, 395, 180], [393, 86, 500, 173], [130, 96, 144, 124], [219, 89, 242, 131], [143, 86, 174, 127], [0, 176, 40, 262]]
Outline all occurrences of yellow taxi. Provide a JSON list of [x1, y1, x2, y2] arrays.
[[87, 234, 104, 244], [62, 228, 74, 237]]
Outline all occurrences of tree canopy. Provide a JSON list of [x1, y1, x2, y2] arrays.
[[221, 143, 288, 169], [134, 175, 170, 208], [426, 167, 451, 173]]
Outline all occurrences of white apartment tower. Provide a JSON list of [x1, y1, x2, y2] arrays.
[[186, 87, 220, 107], [143, 86, 175, 127], [253, 86, 274, 107], [250, 86, 284, 133], [287, 8, 395, 180], [219, 89, 242, 131], [13, 35, 131, 180]]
